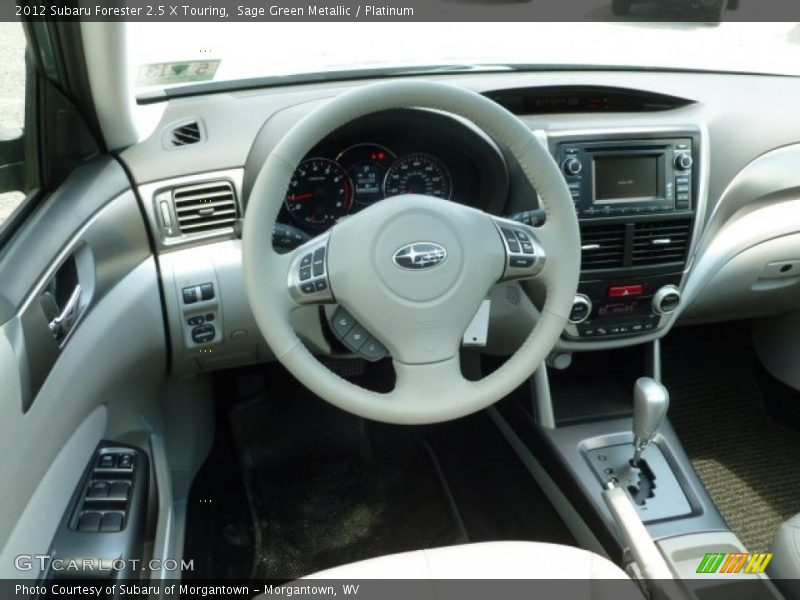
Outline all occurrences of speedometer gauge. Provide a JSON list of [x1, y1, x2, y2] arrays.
[[383, 154, 452, 200], [336, 143, 396, 206], [285, 158, 353, 230]]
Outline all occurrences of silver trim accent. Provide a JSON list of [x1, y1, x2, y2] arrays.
[[48, 285, 82, 338], [491, 216, 546, 281], [568, 294, 592, 325], [138, 169, 245, 252], [392, 242, 447, 270], [287, 234, 335, 305], [652, 285, 682, 316]]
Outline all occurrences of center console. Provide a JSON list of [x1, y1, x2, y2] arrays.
[[547, 129, 702, 344]]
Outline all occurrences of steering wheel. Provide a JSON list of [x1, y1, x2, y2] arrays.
[[243, 80, 580, 424]]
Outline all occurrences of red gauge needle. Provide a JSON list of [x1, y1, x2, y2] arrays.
[[291, 193, 314, 202]]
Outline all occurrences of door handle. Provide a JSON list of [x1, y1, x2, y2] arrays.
[[48, 284, 82, 338]]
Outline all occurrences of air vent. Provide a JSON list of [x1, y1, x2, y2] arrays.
[[173, 181, 238, 234], [169, 121, 202, 147], [632, 220, 691, 266], [580, 223, 626, 269]]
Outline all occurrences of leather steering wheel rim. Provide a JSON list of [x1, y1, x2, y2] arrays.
[[242, 80, 580, 424]]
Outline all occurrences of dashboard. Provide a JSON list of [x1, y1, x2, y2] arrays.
[[124, 71, 800, 375]]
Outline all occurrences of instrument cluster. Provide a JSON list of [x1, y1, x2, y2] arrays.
[[284, 143, 452, 230]]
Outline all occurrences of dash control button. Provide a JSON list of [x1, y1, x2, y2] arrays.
[[200, 283, 215, 301], [182, 287, 198, 304], [192, 324, 216, 344]]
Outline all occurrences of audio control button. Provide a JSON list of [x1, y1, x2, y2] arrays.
[[674, 153, 693, 171], [653, 285, 682, 315], [569, 294, 592, 325], [562, 157, 583, 177]]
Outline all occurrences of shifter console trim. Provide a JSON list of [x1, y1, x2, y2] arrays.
[[586, 442, 692, 523]]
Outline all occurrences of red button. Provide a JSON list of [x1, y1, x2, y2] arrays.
[[608, 284, 644, 298]]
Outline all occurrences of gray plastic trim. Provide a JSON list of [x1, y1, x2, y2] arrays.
[[488, 406, 608, 558], [540, 417, 728, 544], [0, 406, 107, 580]]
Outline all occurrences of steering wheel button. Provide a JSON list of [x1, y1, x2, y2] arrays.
[[312, 248, 326, 276], [300, 253, 313, 268], [360, 337, 387, 361], [520, 241, 534, 255], [314, 278, 328, 292], [509, 256, 535, 268], [299, 266, 312, 281], [500, 228, 520, 252], [300, 282, 316, 294], [514, 230, 531, 243], [331, 309, 356, 337], [344, 324, 369, 351]]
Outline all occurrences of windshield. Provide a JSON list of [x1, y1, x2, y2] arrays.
[[128, 22, 800, 93]]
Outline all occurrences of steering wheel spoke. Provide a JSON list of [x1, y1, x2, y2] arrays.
[[286, 232, 335, 305], [390, 356, 473, 406], [491, 216, 546, 282]]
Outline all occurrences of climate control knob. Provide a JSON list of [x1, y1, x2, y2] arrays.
[[562, 157, 583, 177], [652, 285, 682, 315], [568, 294, 592, 324], [674, 153, 693, 171]]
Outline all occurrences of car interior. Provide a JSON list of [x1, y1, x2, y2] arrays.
[[3, 16, 800, 600]]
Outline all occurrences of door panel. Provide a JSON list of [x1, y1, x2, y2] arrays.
[[0, 157, 167, 579]]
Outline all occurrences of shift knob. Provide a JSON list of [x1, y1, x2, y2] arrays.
[[632, 377, 669, 465]]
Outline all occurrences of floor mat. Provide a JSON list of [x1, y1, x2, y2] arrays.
[[663, 324, 800, 553], [228, 395, 468, 580]]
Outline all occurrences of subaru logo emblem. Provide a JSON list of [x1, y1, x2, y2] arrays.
[[393, 242, 447, 270]]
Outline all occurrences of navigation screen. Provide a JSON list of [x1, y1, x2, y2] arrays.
[[594, 155, 658, 201]]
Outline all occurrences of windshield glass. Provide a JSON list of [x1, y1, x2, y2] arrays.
[[127, 22, 800, 93]]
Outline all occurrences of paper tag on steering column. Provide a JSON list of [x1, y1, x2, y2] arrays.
[[462, 299, 491, 347]]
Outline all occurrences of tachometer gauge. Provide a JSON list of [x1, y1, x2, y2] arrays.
[[285, 158, 353, 230], [383, 154, 452, 200], [336, 143, 396, 206]]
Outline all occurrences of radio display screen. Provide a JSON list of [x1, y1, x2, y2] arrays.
[[594, 155, 659, 201]]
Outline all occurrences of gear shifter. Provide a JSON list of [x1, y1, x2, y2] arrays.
[[632, 377, 669, 467]]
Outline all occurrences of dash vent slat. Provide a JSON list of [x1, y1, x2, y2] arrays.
[[580, 223, 626, 269], [173, 181, 238, 234], [170, 121, 202, 147], [631, 220, 691, 266]]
